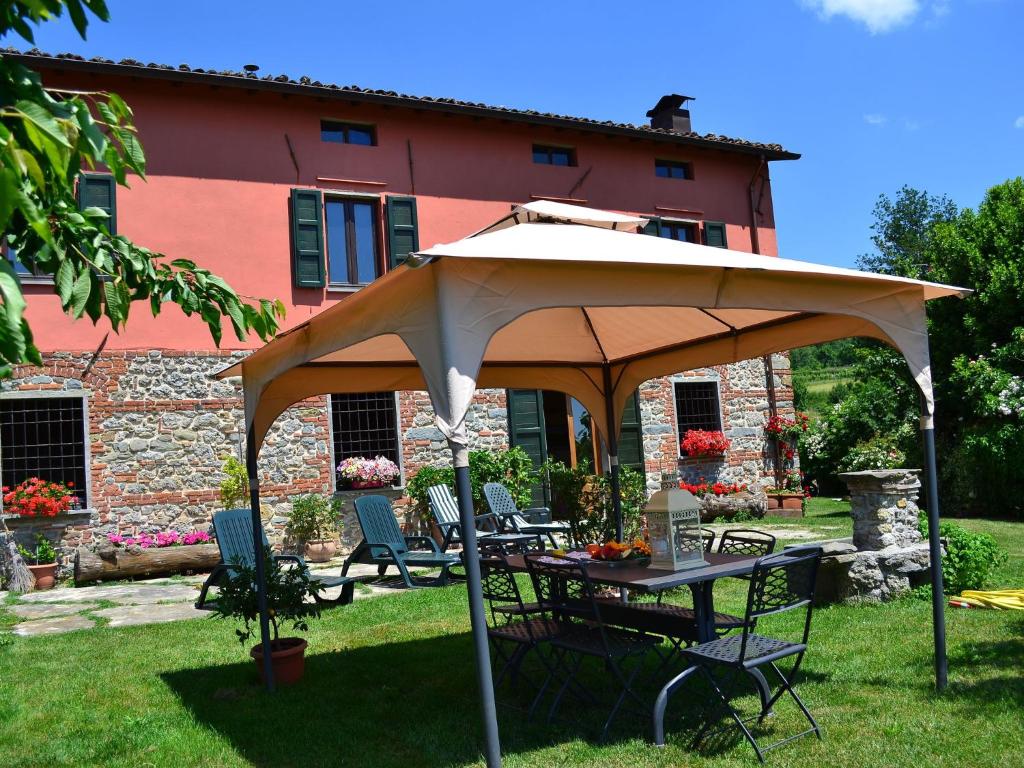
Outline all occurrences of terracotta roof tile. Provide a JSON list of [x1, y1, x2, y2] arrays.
[[3, 48, 799, 160]]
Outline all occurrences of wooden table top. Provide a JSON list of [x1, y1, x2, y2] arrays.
[[502, 551, 759, 593]]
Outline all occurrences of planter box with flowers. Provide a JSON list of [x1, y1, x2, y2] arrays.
[[679, 479, 767, 520], [679, 430, 730, 461], [764, 413, 811, 517], [336, 456, 400, 490], [74, 529, 219, 584]]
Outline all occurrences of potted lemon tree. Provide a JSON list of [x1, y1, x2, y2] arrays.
[[213, 550, 321, 686], [287, 494, 342, 563]]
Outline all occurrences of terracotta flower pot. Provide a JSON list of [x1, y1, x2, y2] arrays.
[[304, 539, 337, 563], [350, 480, 387, 490], [250, 637, 308, 686], [28, 563, 58, 590]]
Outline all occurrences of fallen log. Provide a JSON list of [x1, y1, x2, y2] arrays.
[[74, 542, 220, 584]]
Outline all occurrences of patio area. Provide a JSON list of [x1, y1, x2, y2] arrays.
[[1, 502, 1021, 768]]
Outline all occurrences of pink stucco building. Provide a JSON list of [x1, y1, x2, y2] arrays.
[[1, 50, 799, 555]]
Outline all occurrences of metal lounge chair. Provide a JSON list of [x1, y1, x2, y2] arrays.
[[347, 494, 460, 588], [427, 484, 540, 553], [653, 545, 824, 761], [483, 482, 572, 549], [195, 508, 355, 609]]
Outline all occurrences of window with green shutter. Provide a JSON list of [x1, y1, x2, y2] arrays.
[[507, 389, 550, 506], [704, 221, 728, 248], [642, 217, 662, 237], [77, 173, 117, 234], [618, 391, 645, 475], [386, 196, 419, 269], [290, 188, 325, 288]]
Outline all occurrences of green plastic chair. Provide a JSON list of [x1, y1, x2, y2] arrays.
[[195, 508, 354, 609], [346, 495, 460, 588], [483, 482, 573, 548], [427, 484, 540, 552]]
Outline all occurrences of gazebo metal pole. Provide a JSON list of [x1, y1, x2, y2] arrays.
[[602, 364, 624, 541], [920, 404, 948, 690], [245, 428, 275, 692], [452, 444, 502, 768]]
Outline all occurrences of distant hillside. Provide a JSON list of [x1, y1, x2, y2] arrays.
[[791, 340, 860, 417]]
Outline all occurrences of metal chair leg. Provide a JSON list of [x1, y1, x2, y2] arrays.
[[653, 664, 700, 746]]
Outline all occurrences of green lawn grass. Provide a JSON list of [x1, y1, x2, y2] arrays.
[[1, 512, 1022, 768]]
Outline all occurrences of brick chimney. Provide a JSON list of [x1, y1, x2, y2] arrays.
[[646, 94, 694, 133]]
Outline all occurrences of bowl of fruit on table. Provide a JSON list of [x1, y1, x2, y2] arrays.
[[585, 538, 652, 568]]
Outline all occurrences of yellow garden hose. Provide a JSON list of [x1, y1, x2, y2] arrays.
[[949, 590, 1024, 610]]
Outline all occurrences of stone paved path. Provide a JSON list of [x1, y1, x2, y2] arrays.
[[3, 560, 418, 637]]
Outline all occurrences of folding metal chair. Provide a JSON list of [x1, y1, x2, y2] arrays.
[[524, 553, 660, 740], [653, 545, 824, 762], [473, 548, 561, 709], [717, 529, 777, 559]]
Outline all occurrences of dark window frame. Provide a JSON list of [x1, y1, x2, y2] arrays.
[[330, 392, 402, 486], [655, 158, 693, 180], [659, 220, 698, 242], [0, 394, 89, 507], [320, 119, 377, 146], [324, 196, 382, 287], [532, 144, 577, 167], [3, 242, 51, 283], [673, 380, 723, 455]]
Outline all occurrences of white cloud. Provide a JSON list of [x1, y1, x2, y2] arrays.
[[902, 118, 921, 131], [801, 0, 921, 33], [1015, 116, 1024, 129], [863, 113, 888, 125]]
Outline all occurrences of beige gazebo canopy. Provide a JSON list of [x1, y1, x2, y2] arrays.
[[221, 200, 967, 766], [222, 199, 964, 457]]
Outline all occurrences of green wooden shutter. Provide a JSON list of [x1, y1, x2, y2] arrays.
[[507, 389, 549, 506], [290, 188, 325, 288], [643, 217, 662, 237], [618, 390, 645, 474], [704, 221, 728, 248], [386, 195, 419, 269], [77, 174, 117, 234]]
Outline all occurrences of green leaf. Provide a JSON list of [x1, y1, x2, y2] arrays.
[[15, 100, 72, 148], [0, 168, 17, 231], [103, 280, 125, 329], [55, 259, 75, 304], [69, 268, 92, 318], [10, 148, 45, 190]]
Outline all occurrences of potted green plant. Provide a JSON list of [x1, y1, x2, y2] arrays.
[[17, 534, 59, 590], [213, 550, 321, 686], [287, 494, 342, 563]]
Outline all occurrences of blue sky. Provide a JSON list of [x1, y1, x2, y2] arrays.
[[8, 0, 1022, 267]]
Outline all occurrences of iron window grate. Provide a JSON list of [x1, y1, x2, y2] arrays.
[[0, 397, 87, 506], [674, 381, 722, 434], [331, 392, 400, 469]]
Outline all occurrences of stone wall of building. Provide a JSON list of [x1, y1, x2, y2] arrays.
[[638, 353, 795, 493], [399, 389, 510, 472], [2, 351, 333, 571], [1, 349, 791, 574]]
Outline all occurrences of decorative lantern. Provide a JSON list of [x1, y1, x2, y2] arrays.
[[646, 489, 707, 571]]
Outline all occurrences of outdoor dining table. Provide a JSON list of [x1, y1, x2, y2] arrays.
[[503, 551, 759, 644], [501, 550, 773, 725]]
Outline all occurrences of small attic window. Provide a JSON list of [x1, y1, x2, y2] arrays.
[[655, 158, 692, 180], [321, 120, 376, 146], [532, 144, 576, 167]]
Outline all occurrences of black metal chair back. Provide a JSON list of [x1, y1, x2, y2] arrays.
[[523, 553, 593, 619], [701, 527, 717, 552], [474, 549, 529, 625], [737, 545, 821, 663], [717, 528, 777, 557]]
